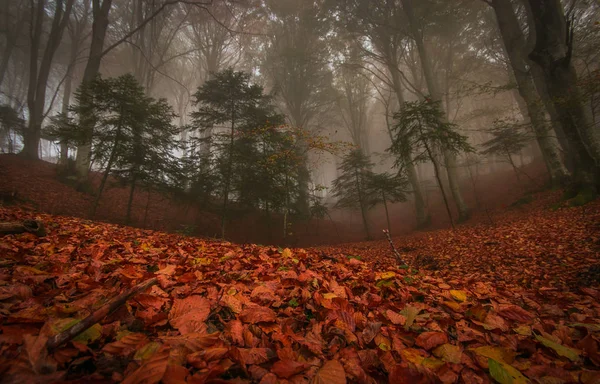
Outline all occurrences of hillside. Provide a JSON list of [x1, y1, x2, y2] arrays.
[[0, 192, 599, 383]]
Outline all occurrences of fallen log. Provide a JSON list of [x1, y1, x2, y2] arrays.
[[46, 277, 158, 350], [0, 219, 46, 237]]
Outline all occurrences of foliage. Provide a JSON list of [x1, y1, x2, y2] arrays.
[[367, 172, 409, 208], [390, 99, 474, 167], [480, 118, 531, 160], [332, 149, 374, 211], [0, 105, 25, 153]]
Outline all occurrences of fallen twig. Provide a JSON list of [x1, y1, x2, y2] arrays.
[[383, 229, 404, 265], [46, 277, 158, 350]]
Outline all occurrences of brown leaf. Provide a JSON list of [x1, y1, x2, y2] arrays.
[[312, 359, 347, 384], [415, 332, 448, 351], [122, 347, 169, 384], [271, 360, 309, 379], [239, 305, 277, 324], [169, 295, 211, 335], [496, 304, 534, 323]]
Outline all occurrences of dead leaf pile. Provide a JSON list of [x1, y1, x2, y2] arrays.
[[0, 204, 599, 383]]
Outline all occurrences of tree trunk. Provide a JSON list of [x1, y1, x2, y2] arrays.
[[388, 57, 429, 228], [126, 173, 138, 225], [22, 0, 74, 160], [402, 0, 470, 220], [526, 0, 600, 190], [355, 168, 371, 240], [76, 0, 113, 178], [382, 193, 392, 237], [92, 125, 121, 218], [491, 0, 570, 186]]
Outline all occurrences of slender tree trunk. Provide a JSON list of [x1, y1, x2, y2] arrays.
[[143, 189, 151, 227], [382, 193, 392, 236], [402, 0, 469, 220], [126, 173, 138, 225], [388, 54, 429, 228], [355, 168, 371, 240], [22, 0, 75, 160], [221, 100, 235, 239], [76, 0, 113, 178], [422, 131, 454, 229], [92, 123, 122, 218]]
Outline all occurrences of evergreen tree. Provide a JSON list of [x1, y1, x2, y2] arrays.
[[332, 149, 375, 239], [481, 118, 532, 185], [367, 172, 409, 237], [48, 74, 180, 221], [390, 99, 473, 229], [190, 68, 285, 239]]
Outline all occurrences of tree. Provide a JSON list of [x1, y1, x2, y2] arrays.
[[368, 172, 408, 237], [332, 149, 375, 240], [190, 68, 284, 239], [525, 0, 600, 194], [22, 0, 75, 159], [333, 0, 431, 228], [390, 99, 473, 229], [49, 74, 180, 221], [262, 0, 338, 217], [0, 104, 25, 153], [485, 0, 569, 186], [480, 118, 532, 185], [401, 0, 471, 222]]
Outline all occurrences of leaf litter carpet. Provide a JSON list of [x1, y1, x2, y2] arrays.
[[0, 196, 599, 383]]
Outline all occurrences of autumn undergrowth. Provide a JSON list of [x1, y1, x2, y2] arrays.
[[0, 193, 599, 383]]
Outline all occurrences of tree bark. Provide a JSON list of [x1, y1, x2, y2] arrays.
[[388, 56, 430, 227], [525, 0, 600, 190], [22, 0, 75, 160], [75, 0, 113, 178], [401, 0, 470, 220], [490, 0, 570, 186]]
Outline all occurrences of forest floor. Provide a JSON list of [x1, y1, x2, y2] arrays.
[[0, 190, 599, 383]]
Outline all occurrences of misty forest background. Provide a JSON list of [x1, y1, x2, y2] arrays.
[[0, 0, 598, 246]]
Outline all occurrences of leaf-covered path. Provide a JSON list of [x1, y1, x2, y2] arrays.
[[0, 194, 599, 383]]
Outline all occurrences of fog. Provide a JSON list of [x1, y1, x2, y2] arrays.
[[0, 0, 598, 245]]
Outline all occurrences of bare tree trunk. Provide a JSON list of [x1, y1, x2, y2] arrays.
[[490, 0, 570, 187], [76, 0, 113, 178], [402, 0, 470, 220], [388, 61, 430, 227], [526, 0, 600, 190], [355, 168, 371, 240], [22, 0, 75, 160]]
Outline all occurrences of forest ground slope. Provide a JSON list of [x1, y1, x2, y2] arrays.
[[0, 193, 599, 383]]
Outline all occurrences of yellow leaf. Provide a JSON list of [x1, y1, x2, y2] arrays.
[[513, 325, 532, 336], [323, 293, 337, 299], [193, 257, 211, 266], [450, 290, 467, 302], [134, 341, 162, 361], [281, 248, 292, 258], [471, 346, 515, 364], [376, 271, 396, 280], [534, 334, 581, 362], [433, 344, 462, 364], [488, 358, 530, 384]]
